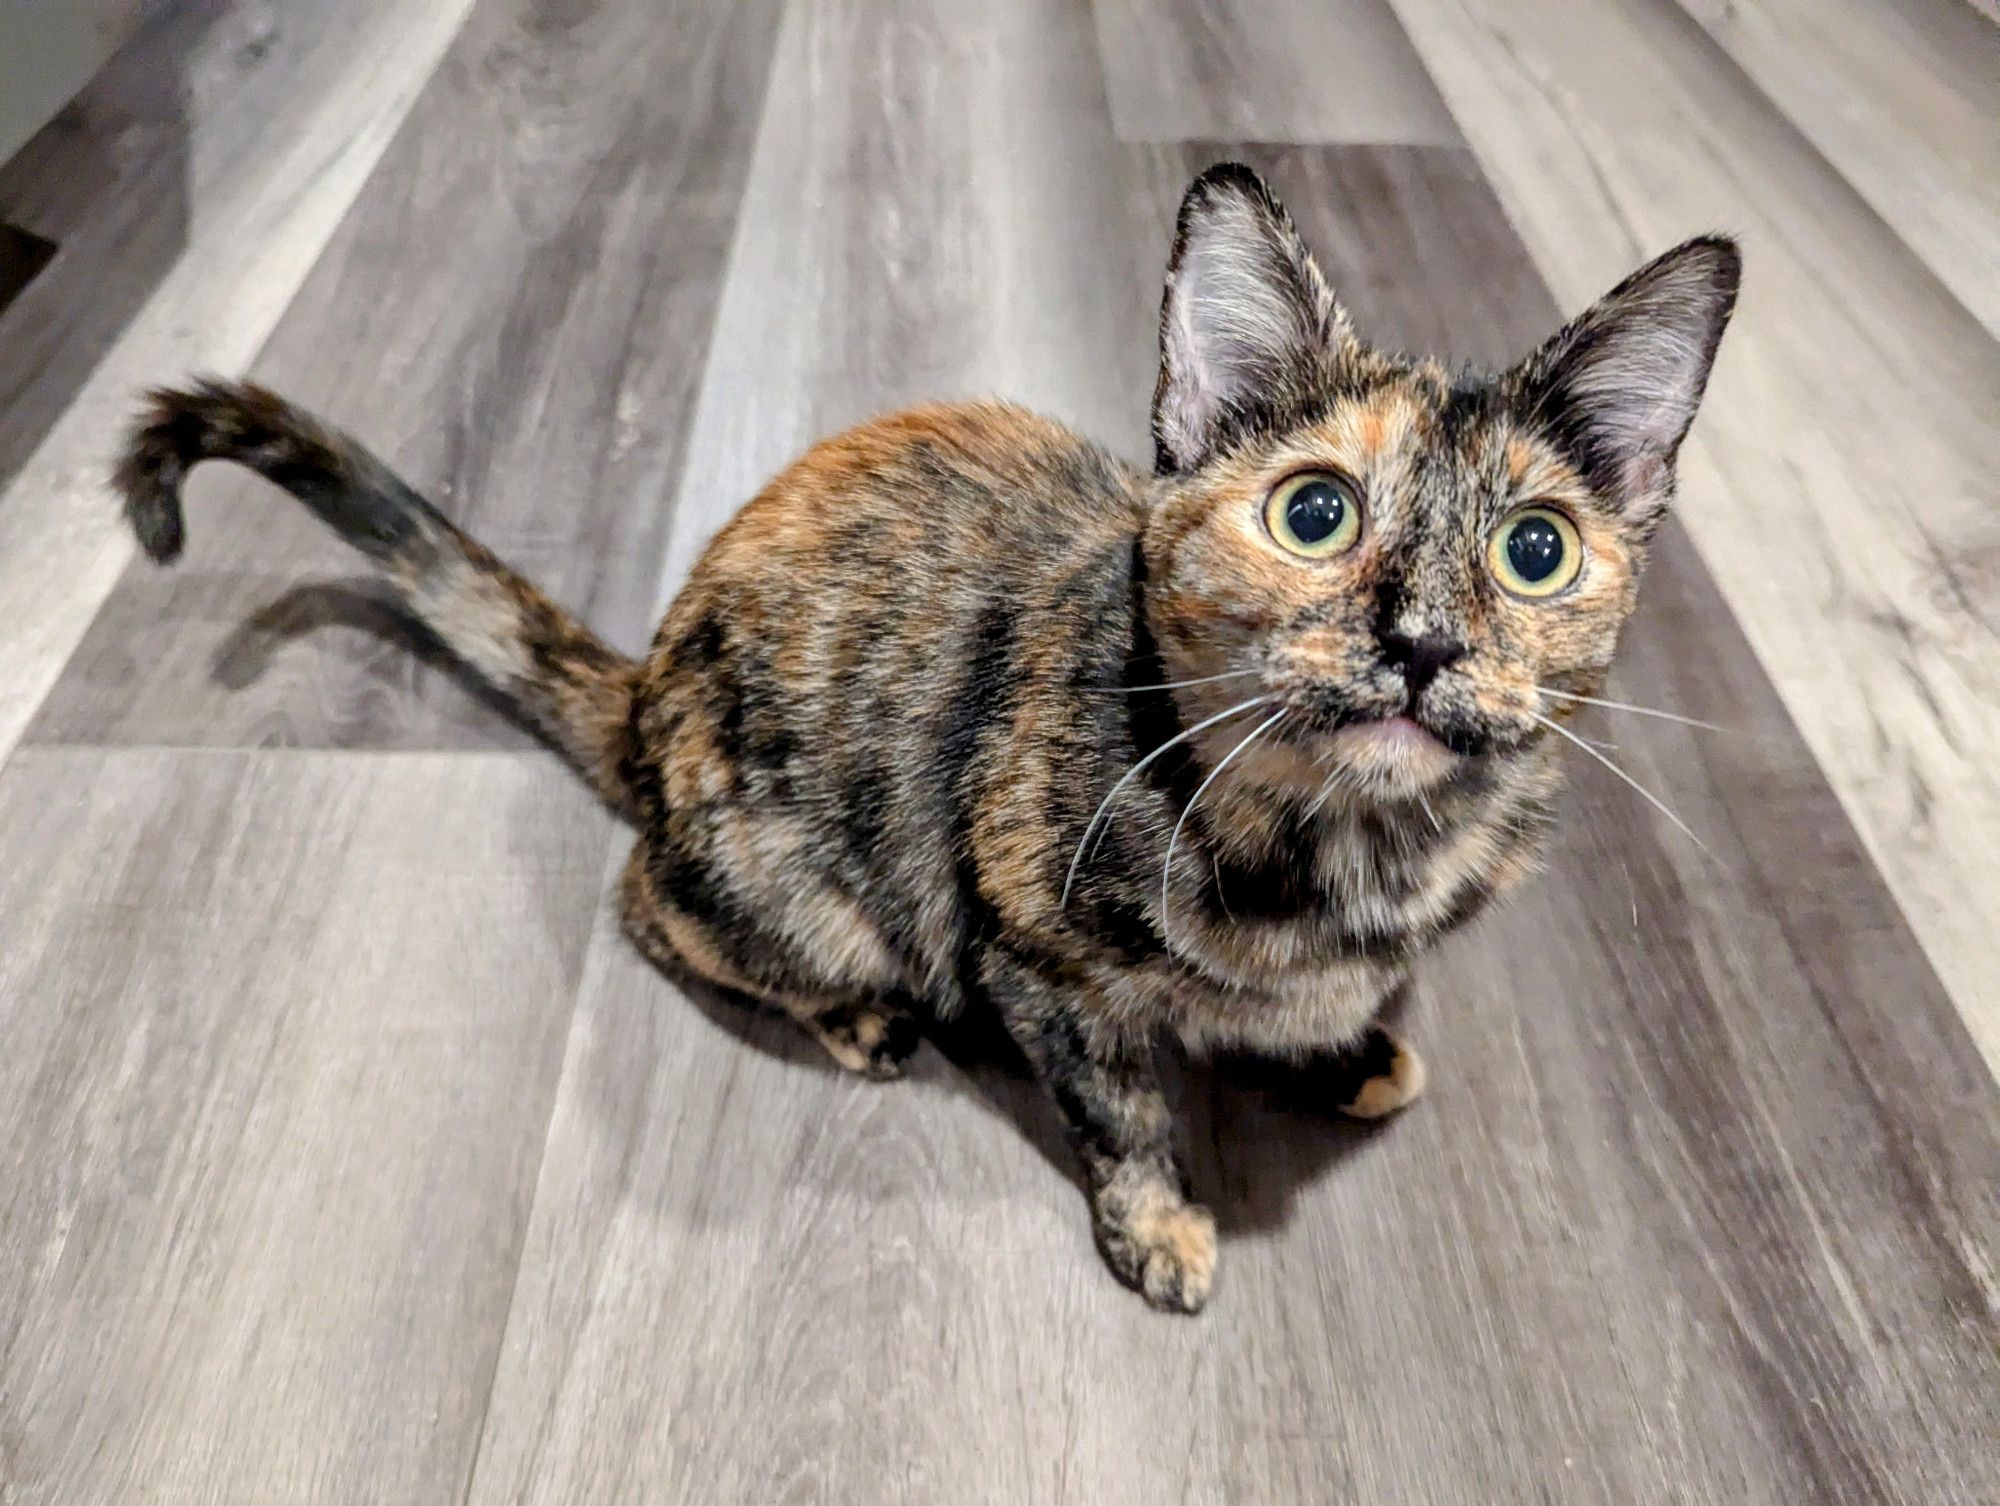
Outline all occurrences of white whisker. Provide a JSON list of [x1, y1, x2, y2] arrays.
[[1535, 684, 1729, 734], [1060, 692, 1274, 907], [1307, 765, 1347, 819], [1416, 790, 1440, 831], [1532, 710, 1709, 855], [1160, 708, 1288, 952]]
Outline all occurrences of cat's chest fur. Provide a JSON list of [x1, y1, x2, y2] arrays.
[[1067, 747, 1555, 1054]]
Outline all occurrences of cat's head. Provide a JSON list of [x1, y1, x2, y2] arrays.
[[1140, 163, 1739, 800]]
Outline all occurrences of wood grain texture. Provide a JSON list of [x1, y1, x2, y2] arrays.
[[1674, 0, 2000, 338], [1091, 0, 1460, 145], [460, 80, 2000, 1506], [1385, 0, 2000, 1074], [25, 0, 782, 755], [0, 0, 477, 766], [0, 749, 614, 1504]]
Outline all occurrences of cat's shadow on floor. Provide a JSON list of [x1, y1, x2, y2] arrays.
[[224, 580, 1396, 1238], [663, 937, 1402, 1240]]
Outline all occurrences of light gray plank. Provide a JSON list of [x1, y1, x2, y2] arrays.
[[468, 3, 1230, 1500], [1674, 0, 2000, 339], [25, 0, 783, 753], [0, 748, 614, 1504], [1091, 0, 1460, 145], [0, 0, 478, 766], [646, 0, 1161, 618], [1386, 0, 2000, 1075], [464, 914, 1228, 1506]]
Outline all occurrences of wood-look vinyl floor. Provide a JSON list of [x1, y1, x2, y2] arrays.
[[1, 1, 1994, 1502]]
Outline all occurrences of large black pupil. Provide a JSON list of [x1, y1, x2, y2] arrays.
[[1506, 516, 1564, 582], [1285, 481, 1344, 544]]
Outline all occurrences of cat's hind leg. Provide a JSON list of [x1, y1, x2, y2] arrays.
[[617, 842, 921, 1080], [798, 997, 923, 1080]]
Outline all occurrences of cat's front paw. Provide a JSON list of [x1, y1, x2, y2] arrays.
[[1093, 1173, 1218, 1314], [1334, 1026, 1427, 1119]]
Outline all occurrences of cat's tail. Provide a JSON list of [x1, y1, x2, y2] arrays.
[[115, 378, 639, 808]]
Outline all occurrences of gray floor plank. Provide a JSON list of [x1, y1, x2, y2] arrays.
[[648, 0, 1161, 619], [1091, 0, 1460, 145], [0, 749, 614, 1505], [26, 0, 784, 753]]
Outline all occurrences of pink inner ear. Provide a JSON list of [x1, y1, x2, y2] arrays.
[[1156, 179, 1347, 471], [1622, 450, 1669, 500]]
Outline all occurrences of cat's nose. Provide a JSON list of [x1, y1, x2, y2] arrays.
[[1377, 631, 1467, 695]]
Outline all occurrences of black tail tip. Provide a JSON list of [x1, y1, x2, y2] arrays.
[[121, 478, 186, 563], [113, 385, 203, 563]]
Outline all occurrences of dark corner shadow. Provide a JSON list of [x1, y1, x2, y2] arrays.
[[0, 1, 227, 491]]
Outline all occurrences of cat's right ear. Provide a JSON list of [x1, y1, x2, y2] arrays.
[[1152, 163, 1353, 474]]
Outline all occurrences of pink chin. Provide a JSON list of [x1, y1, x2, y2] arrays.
[[1326, 714, 1461, 789], [1343, 714, 1446, 750]]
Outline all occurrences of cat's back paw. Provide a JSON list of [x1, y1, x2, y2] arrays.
[[1334, 1027, 1427, 1119], [807, 1000, 922, 1080]]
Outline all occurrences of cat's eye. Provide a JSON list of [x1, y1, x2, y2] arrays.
[[1264, 472, 1361, 559], [1489, 506, 1582, 598]]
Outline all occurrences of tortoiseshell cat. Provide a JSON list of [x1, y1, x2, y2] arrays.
[[116, 165, 1737, 1311]]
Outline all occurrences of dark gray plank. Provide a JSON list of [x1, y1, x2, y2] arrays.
[[0, 748, 614, 1505], [1144, 142, 2000, 1504], [1091, 0, 1460, 145], [27, 0, 784, 752]]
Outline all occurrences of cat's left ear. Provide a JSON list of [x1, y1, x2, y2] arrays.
[[1153, 163, 1353, 474], [1512, 236, 1741, 529]]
